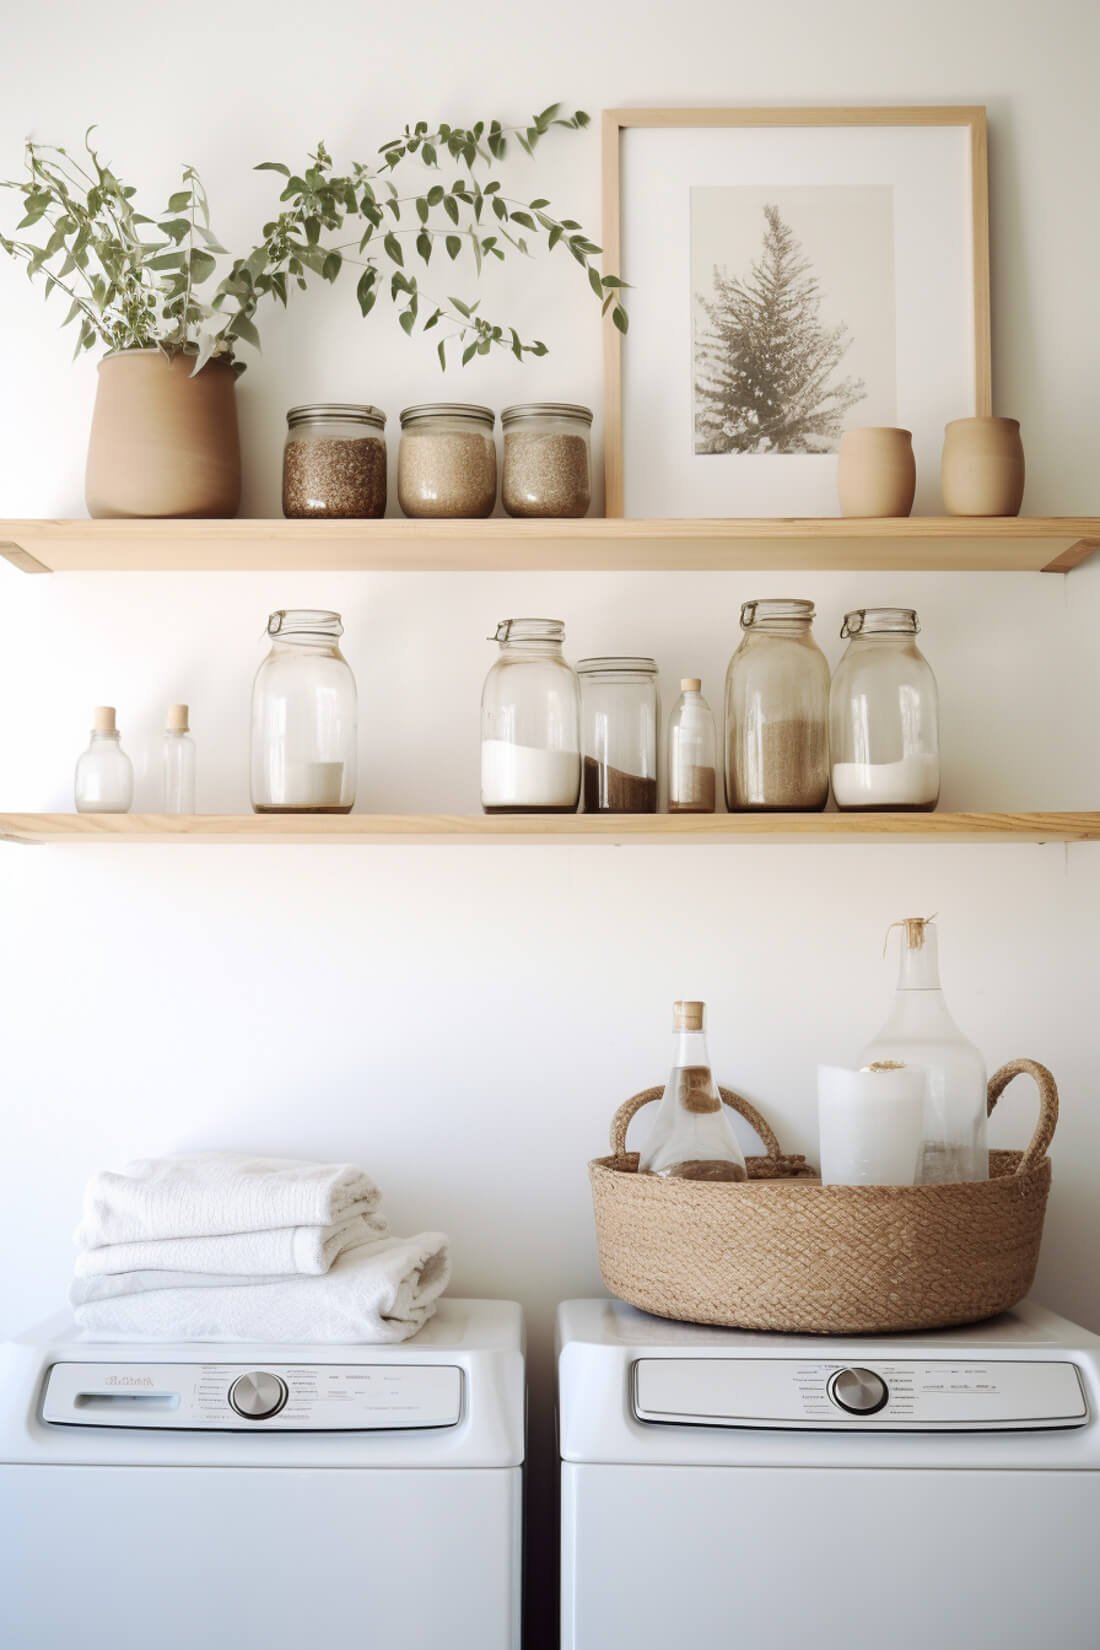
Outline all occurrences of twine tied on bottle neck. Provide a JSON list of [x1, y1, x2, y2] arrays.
[[882, 914, 938, 958]]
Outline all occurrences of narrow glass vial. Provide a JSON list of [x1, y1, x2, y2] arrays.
[[668, 678, 717, 813], [638, 1001, 748, 1181], [162, 703, 196, 814], [74, 706, 133, 813], [860, 917, 988, 1184]]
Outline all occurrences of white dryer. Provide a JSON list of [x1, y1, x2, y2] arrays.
[[0, 1298, 524, 1650], [558, 1298, 1100, 1650]]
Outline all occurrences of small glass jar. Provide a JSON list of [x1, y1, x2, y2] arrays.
[[501, 403, 593, 518], [282, 404, 387, 519], [830, 608, 940, 811], [578, 658, 659, 813], [725, 599, 830, 811], [251, 610, 357, 814], [481, 619, 580, 814], [398, 403, 497, 518]]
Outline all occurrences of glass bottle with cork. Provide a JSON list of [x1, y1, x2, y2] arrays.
[[638, 1001, 748, 1181], [667, 678, 717, 813], [861, 916, 988, 1183], [74, 706, 133, 813]]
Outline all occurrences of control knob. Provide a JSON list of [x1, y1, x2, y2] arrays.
[[827, 1366, 889, 1416], [228, 1370, 288, 1420]]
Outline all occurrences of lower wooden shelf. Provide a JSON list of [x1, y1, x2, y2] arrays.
[[1, 812, 1097, 845]]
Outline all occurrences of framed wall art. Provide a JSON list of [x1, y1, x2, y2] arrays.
[[602, 107, 991, 518]]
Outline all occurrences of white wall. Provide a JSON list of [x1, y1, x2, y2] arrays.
[[2, 1, 1099, 1636]]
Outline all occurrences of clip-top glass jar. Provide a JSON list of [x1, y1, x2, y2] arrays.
[[578, 658, 659, 813], [501, 403, 592, 518], [251, 610, 357, 814], [282, 404, 387, 519], [398, 403, 497, 518], [830, 608, 940, 811], [725, 599, 829, 811], [481, 619, 580, 814]]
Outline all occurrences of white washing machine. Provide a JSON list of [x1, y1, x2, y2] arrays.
[[0, 1298, 524, 1650], [558, 1298, 1100, 1650]]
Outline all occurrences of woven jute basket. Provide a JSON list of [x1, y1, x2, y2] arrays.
[[589, 1059, 1058, 1335]]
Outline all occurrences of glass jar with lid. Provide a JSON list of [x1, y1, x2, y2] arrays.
[[481, 619, 580, 814], [830, 608, 940, 811], [725, 599, 830, 811], [398, 403, 497, 518], [282, 404, 387, 519], [251, 610, 357, 814], [578, 658, 659, 813], [501, 403, 592, 518]]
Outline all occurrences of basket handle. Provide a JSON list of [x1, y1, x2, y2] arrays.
[[610, 1085, 785, 1161], [987, 1059, 1059, 1175]]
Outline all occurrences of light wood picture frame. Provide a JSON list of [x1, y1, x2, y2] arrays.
[[602, 107, 991, 518]]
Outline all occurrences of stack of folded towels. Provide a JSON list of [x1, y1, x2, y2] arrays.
[[71, 1152, 450, 1344]]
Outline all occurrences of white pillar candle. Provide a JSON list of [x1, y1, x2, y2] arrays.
[[817, 1063, 925, 1186]]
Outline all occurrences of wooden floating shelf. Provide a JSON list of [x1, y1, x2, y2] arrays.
[[1, 516, 1098, 575], [2, 812, 1098, 845]]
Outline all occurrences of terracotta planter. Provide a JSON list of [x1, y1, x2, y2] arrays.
[[941, 416, 1025, 517], [85, 349, 241, 519], [837, 427, 916, 518]]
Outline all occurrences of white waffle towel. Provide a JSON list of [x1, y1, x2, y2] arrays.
[[76, 1152, 381, 1247], [72, 1234, 451, 1344], [73, 1207, 389, 1280]]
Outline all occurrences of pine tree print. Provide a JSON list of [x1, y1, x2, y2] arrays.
[[694, 204, 866, 454]]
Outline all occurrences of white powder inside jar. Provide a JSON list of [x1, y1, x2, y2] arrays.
[[481, 740, 580, 807], [832, 753, 939, 808]]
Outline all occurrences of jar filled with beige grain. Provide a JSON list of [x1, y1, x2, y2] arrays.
[[725, 599, 830, 811], [398, 403, 497, 517], [282, 404, 387, 519], [501, 403, 592, 517]]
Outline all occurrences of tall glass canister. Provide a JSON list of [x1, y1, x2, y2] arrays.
[[830, 608, 940, 811], [725, 599, 830, 811], [578, 657, 659, 813], [480, 619, 580, 814], [251, 610, 357, 814]]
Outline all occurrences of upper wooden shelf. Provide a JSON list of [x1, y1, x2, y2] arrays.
[[1, 517, 1097, 575], [2, 812, 1097, 845]]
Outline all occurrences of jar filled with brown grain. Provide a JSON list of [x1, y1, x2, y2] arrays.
[[725, 599, 830, 811], [397, 403, 497, 518], [282, 404, 387, 519], [501, 403, 592, 518]]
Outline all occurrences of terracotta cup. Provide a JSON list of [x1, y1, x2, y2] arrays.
[[85, 349, 241, 519], [837, 427, 916, 518], [941, 416, 1025, 517]]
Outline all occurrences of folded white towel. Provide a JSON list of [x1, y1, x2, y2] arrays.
[[76, 1153, 381, 1248], [71, 1234, 451, 1344], [73, 1208, 390, 1281]]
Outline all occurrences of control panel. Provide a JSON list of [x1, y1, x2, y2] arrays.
[[632, 1357, 1088, 1431], [41, 1361, 463, 1431]]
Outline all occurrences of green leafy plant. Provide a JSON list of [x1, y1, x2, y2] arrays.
[[0, 108, 626, 373]]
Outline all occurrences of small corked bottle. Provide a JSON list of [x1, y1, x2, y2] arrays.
[[74, 706, 133, 813], [667, 678, 717, 813], [637, 1001, 748, 1182]]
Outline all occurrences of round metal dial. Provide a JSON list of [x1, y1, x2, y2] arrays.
[[827, 1366, 889, 1416], [228, 1370, 288, 1420]]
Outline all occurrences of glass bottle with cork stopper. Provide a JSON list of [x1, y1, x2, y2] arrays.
[[162, 703, 196, 815], [860, 916, 988, 1183], [74, 706, 133, 813], [638, 1001, 748, 1181], [668, 678, 717, 813]]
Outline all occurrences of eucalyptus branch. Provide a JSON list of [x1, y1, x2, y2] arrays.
[[0, 107, 627, 372]]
